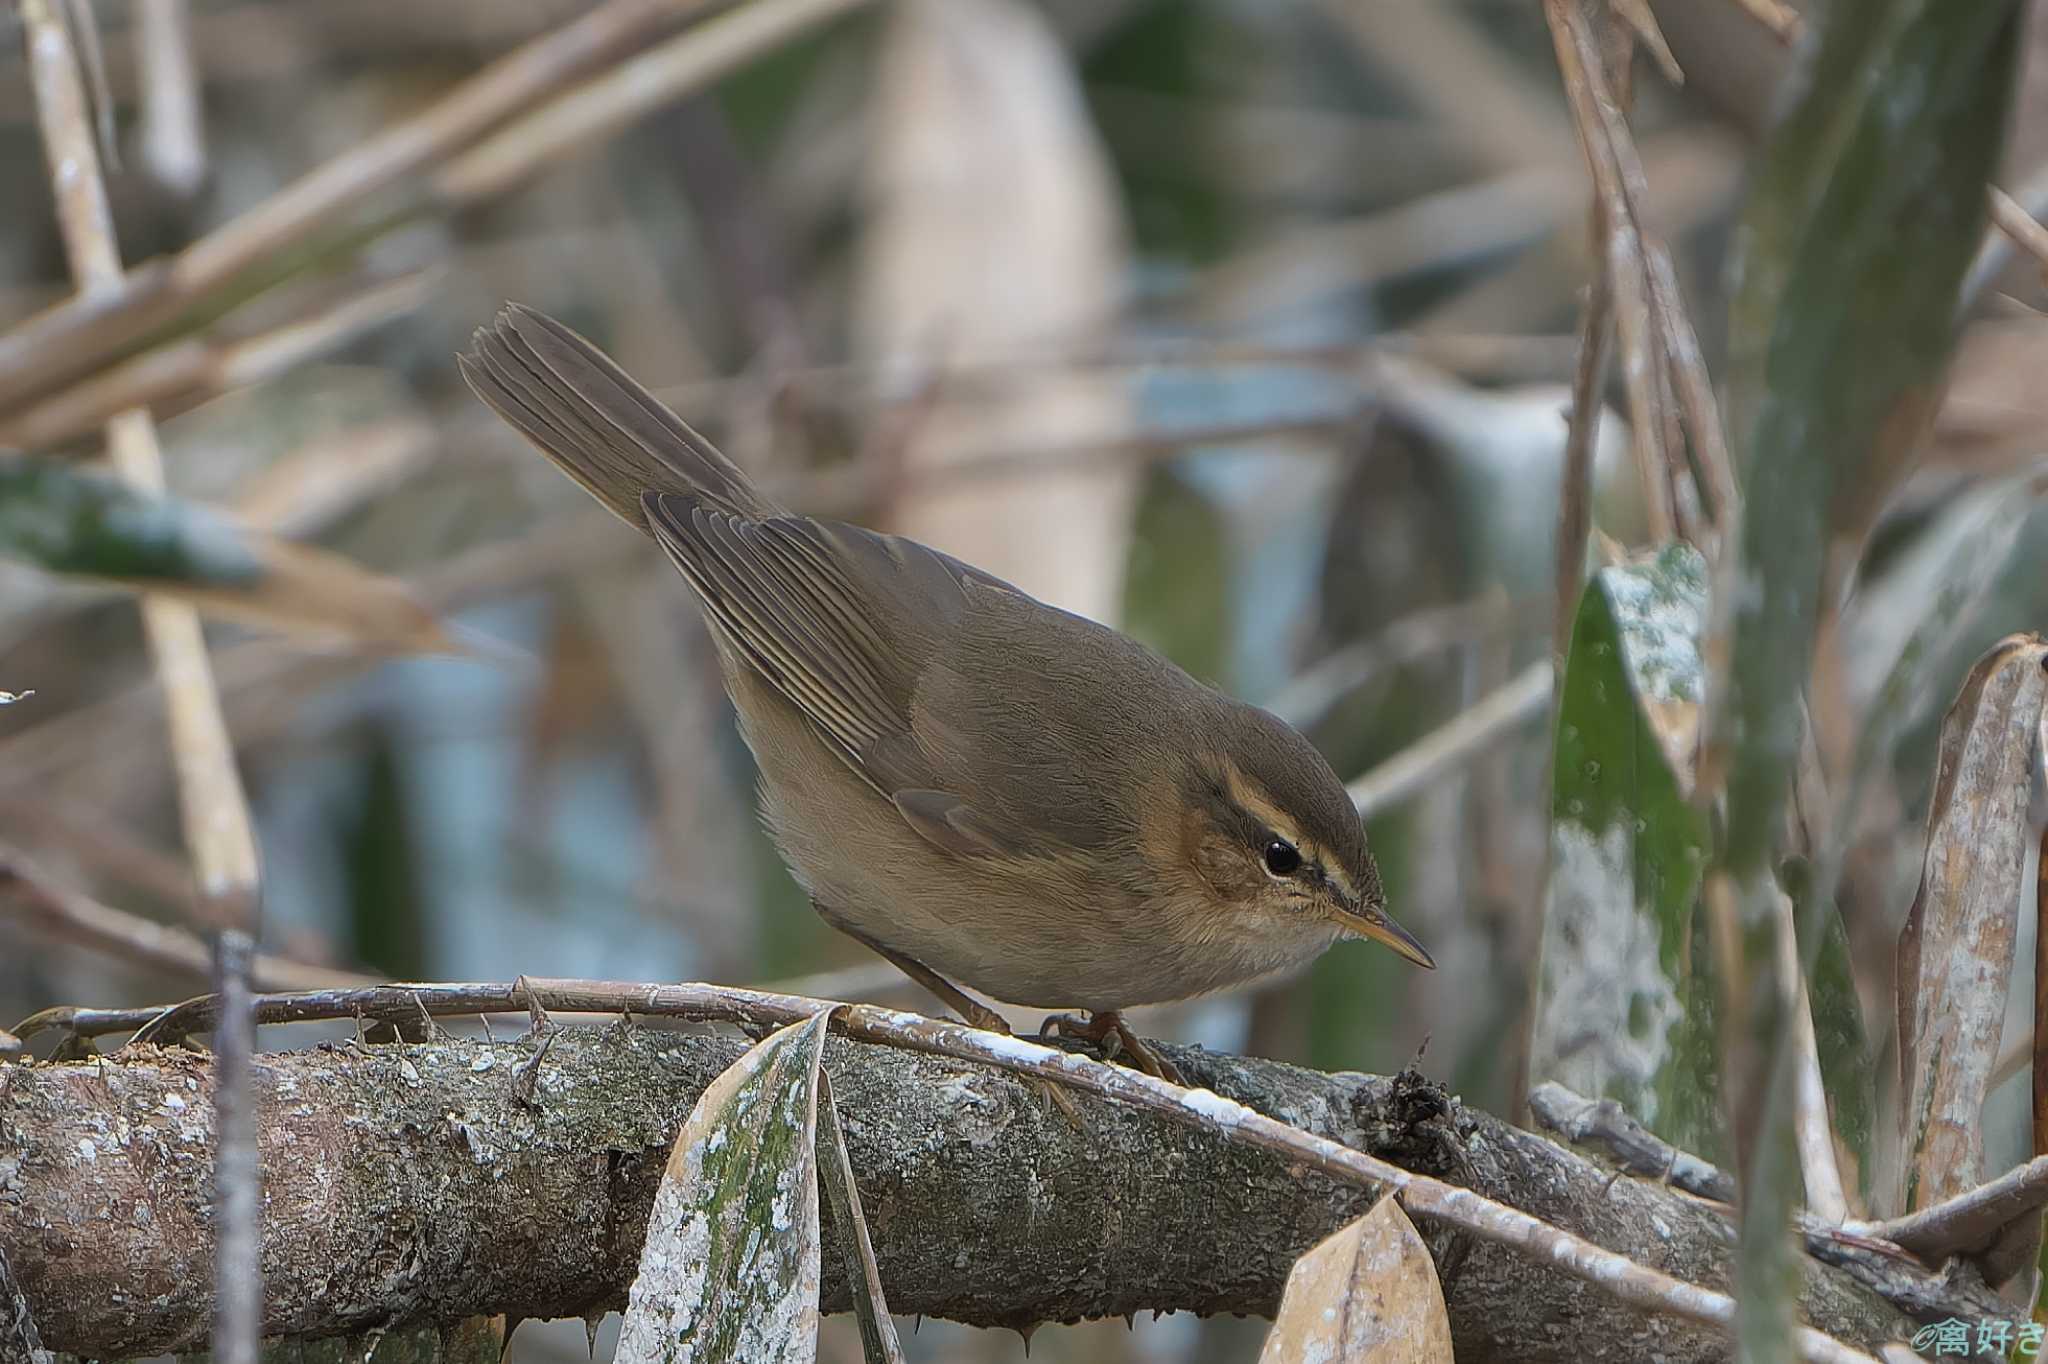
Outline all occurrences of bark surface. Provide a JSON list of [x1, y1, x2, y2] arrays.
[[0, 1028, 1914, 1360]]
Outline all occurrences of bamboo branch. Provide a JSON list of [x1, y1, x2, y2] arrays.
[[2, 986, 1938, 1362]]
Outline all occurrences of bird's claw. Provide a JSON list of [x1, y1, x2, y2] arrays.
[[1038, 1010, 1187, 1086]]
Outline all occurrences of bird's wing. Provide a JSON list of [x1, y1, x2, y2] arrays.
[[643, 491, 1038, 859]]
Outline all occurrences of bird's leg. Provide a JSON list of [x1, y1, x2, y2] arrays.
[[828, 915, 1081, 1122], [1040, 1010, 1187, 1086], [835, 923, 1010, 1032]]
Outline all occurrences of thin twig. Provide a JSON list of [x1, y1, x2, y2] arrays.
[[0, 794, 197, 908], [1266, 595, 1540, 731], [1847, 1155, 2048, 1261], [0, 843, 372, 992], [1530, 1079, 1987, 1313], [1544, 0, 1681, 543], [1529, 1081, 1737, 1203], [10, 978, 1880, 1363], [1346, 661, 1552, 819], [1646, 244, 1738, 533], [1963, 165, 2048, 311], [655, 333, 1584, 405], [1988, 187, 2048, 285], [0, 271, 436, 450], [1553, 269, 1615, 666], [209, 931, 258, 1364], [2034, 821, 2048, 1166]]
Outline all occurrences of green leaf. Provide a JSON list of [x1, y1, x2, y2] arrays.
[[0, 452, 262, 586], [1532, 543, 1720, 1160], [1804, 891, 1873, 1201], [0, 451, 449, 651], [616, 1009, 835, 1364]]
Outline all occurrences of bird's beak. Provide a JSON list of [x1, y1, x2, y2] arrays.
[[1329, 902, 1436, 970]]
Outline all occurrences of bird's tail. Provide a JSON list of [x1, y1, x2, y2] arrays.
[[458, 304, 778, 528]]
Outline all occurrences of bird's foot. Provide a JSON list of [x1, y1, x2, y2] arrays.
[[1039, 1010, 1187, 1087], [913, 988, 1080, 1124]]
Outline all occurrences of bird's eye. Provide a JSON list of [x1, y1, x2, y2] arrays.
[[1262, 839, 1302, 877]]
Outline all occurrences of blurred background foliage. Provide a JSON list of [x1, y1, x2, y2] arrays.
[[2, 0, 2046, 1358]]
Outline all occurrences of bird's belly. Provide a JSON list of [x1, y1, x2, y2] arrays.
[[727, 666, 1340, 1011]]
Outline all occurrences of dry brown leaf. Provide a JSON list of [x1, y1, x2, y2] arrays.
[[1258, 1194, 1453, 1364], [1896, 633, 2048, 1212], [855, 0, 1134, 624]]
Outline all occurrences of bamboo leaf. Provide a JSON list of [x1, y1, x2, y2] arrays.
[[1707, 5, 2023, 1355], [1258, 1194, 1451, 1363], [0, 452, 450, 651], [1715, 0, 2022, 878], [1532, 543, 1719, 1159], [616, 1008, 835, 1364], [816, 1071, 905, 1364]]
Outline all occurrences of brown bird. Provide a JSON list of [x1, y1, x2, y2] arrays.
[[460, 305, 1433, 1082]]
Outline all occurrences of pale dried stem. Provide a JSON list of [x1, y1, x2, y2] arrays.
[[13, 978, 1882, 1364], [1988, 187, 2048, 283], [1530, 1080, 2022, 1313], [1777, 884, 1851, 1223], [23, 12, 264, 1364], [1346, 661, 1552, 819], [1730, 0, 1804, 42], [1316, 0, 1574, 172], [1267, 594, 1540, 732], [1546, 0, 1677, 543], [0, 271, 435, 450], [0, 0, 722, 416], [21, 0, 258, 921], [135, 0, 206, 202], [1964, 166, 2048, 310], [1646, 244, 1738, 533], [1849, 1155, 2048, 1262], [436, 0, 870, 204], [208, 931, 259, 1364], [0, 842, 372, 992]]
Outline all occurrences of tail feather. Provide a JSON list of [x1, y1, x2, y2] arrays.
[[458, 304, 776, 528]]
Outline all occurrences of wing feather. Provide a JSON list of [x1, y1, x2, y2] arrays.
[[642, 492, 1042, 860]]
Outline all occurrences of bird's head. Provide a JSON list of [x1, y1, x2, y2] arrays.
[[1153, 702, 1435, 971]]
